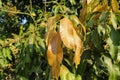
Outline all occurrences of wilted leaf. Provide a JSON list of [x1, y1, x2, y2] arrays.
[[46, 15, 61, 45], [60, 17, 83, 68], [47, 32, 63, 79], [60, 17, 76, 49], [70, 15, 86, 40], [111, 0, 120, 13], [93, 4, 107, 12], [80, 0, 87, 24]]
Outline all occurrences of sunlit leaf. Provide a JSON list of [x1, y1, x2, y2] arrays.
[[110, 11, 117, 29], [60, 65, 82, 80], [60, 17, 76, 49], [60, 65, 75, 80], [111, 0, 120, 13], [47, 32, 63, 79], [93, 4, 107, 12], [70, 15, 86, 40], [60, 17, 83, 68], [103, 55, 120, 80], [70, 0, 76, 5]]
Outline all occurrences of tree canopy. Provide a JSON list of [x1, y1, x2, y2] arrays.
[[0, 0, 120, 80]]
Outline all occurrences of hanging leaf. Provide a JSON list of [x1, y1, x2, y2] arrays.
[[60, 17, 76, 49], [111, 0, 120, 13], [47, 32, 63, 80], [110, 11, 117, 29], [60, 17, 83, 68], [70, 0, 76, 5], [60, 65, 82, 80], [93, 4, 107, 13], [70, 15, 86, 40], [46, 15, 61, 45]]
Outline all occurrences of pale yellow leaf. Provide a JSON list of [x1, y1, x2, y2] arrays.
[[60, 17, 76, 49], [60, 17, 83, 68]]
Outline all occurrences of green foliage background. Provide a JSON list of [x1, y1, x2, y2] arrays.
[[0, 0, 120, 80]]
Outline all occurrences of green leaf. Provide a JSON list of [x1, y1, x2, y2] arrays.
[[0, 0, 2, 8], [75, 75, 82, 80], [5, 48, 12, 60], [110, 26, 120, 45], [103, 55, 120, 80], [60, 65, 82, 80], [91, 29, 103, 50], [106, 38, 118, 60], [70, 0, 76, 5]]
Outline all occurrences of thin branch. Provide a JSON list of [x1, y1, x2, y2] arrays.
[[30, 0, 32, 12], [0, 9, 30, 15]]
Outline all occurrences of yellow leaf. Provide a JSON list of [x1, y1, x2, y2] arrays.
[[73, 34, 83, 68], [111, 0, 120, 13], [60, 17, 83, 68], [47, 32, 63, 79], [70, 15, 86, 40], [46, 15, 61, 45], [60, 17, 76, 49], [46, 16, 56, 45], [93, 4, 107, 12]]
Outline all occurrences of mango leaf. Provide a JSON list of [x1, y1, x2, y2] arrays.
[[47, 32, 63, 80], [103, 55, 120, 80], [80, 0, 87, 24], [60, 65, 82, 80], [106, 37, 118, 60], [110, 11, 117, 29], [46, 15, 61, 45], [111, 0, 120, 13], [60, 17, 83, 68], [0, 0, 2, 8], [91, 29, 103, 51], [93, 4, 107, 13], [87, 0, 100, 13], [109, 26, 120, 45], [70, 0, 76, 5], [70, 15, 86, 40]]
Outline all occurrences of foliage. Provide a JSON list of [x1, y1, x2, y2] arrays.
[[0, 0, 120, 80]]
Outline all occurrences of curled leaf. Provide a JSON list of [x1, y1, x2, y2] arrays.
[[47, 32, 63, 79], [111, 0, 120, 13], [60, 17, 83, 68], [46, 15, 61, 45]]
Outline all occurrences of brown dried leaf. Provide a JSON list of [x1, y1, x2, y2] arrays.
[[46, 15, 61, 45], [46, 16, 56, 45], [60, 17, 83, 68], [73, 33, 83, 68], [47, 32, 63, 79], [93, 4, 107, 12]]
